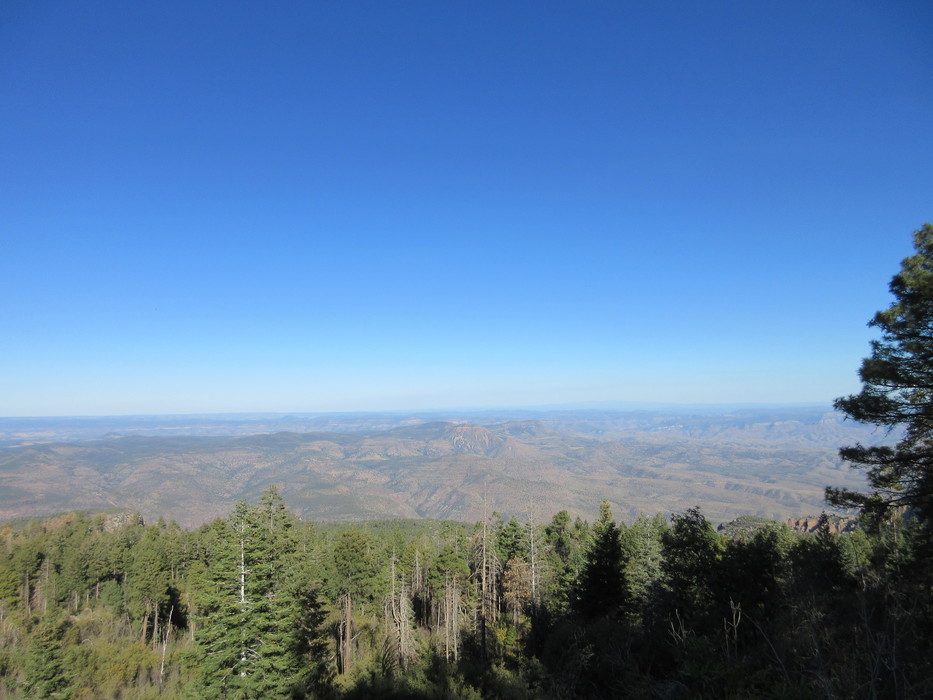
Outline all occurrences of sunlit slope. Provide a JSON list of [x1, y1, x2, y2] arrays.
[[0, 409, 879, 526]]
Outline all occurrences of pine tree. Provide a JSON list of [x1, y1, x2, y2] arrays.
[[22, 618, 69, 698], [496, 517, 527, 563], [284, 565, 333, 697], [576, 500, 625, 620], [543, 509, 587, 613], [830, 223, 933, 523], [127, 527, 171, 645], [189, 489, 328, 698], [620, 514, 666, 613], [189, 502, 255, 698], [661, 507, 720, 618]]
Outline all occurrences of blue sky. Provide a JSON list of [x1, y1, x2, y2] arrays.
[[1, 1, 931, 416]]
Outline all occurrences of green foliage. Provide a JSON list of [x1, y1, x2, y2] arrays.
[[64, 637, 159, 699], [186, 490, 332, 699], [330, 528, 385, 604], [429, 544, 470, 591], [23, 618, 69, 698], [576, 501, 626, 620], [717, 522, 793, 624], [0, 564, 20, 611], [1, 497, 932, 698], [831, 223, 933, 523], [620, 514, 666, 613], [661, 507, 721, 618], [542, 510, 586, 613], [495, 517, 527, 564], [127, 527, 172, 641]]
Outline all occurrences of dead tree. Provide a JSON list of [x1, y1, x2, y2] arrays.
[[338, 592, 352, 674], [472, 489, 501, 659], [383, 554, 415, 672], [442, 571, 462, 662]]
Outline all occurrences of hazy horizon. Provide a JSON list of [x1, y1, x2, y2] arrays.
[[0, 399, 842, 421]]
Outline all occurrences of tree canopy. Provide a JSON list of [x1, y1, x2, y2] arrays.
[[829, 223, 933, 523], [2, 492, 932, 697]]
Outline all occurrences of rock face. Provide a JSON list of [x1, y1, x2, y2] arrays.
[[785, 515, 857, 533], [102, 511, 144, 532], [718, 513, 859, 538], [717, 515, 776, 539]]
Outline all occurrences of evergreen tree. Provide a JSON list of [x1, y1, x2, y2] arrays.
[[330, 528, 383, 604], [285, 568, 333, 697], [189, 489, 328, 698], [127, 527, 171, 644], [830, 223, 933, 523], [718, 521, 793, 617], [22, 618, 70, 698], [576, 500, 625, 619], [620, 514, 666, 613], [189, 502, 255, 698], [428, 544, 470, 592], [791, 514, 857, 597], [543, 510, 586, 612], [0, 564, 19, 612], [661, 507, 720, 617], [496, 516, 527, 563]]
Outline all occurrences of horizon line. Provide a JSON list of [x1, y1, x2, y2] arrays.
[[0, 400, 836, 421]]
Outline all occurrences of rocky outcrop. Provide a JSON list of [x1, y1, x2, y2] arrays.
[[102, 510, 144, 532], [785, 514, 856, 533]]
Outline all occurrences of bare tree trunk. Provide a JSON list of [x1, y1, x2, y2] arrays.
[[444, 572, 451, 662], [338, 599, 346, 674], [22, 570, 30, 615], [239, 534, 247, 677], [384, 556, 415, 672], [42, 558, 50, 614], [452, 581, 461, 662], [151, 602, 159, 650], [442, 572, 461, 663], [526, 509, 540, 611], [413, 549, 422, 595], [159, 605, 173, 690], [481, 485, 488, 659], [342, 592, 352, 673], [239, 537, 246, 607], [141, 600, 150, 644], [398, 581, 412, 670]]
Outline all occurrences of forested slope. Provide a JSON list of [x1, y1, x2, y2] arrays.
[[0, 491, 930, 698]]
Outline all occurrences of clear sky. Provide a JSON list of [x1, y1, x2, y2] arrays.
[[1, 1, 931, 416]]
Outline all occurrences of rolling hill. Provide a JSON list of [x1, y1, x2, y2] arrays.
[[0, 407, 881, 526]]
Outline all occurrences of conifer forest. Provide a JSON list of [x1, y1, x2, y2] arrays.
[[0, 491, 931, 699]]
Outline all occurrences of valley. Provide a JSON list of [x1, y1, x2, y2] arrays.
[[0, 406, 878, 526]]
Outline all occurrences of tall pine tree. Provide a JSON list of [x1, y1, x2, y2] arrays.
[[577, 501, 626, 620], [189, 488, 330, 698], [830, 223, 933, 523]]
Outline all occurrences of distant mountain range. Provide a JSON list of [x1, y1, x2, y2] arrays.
[[0, 407, 885, 527]]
